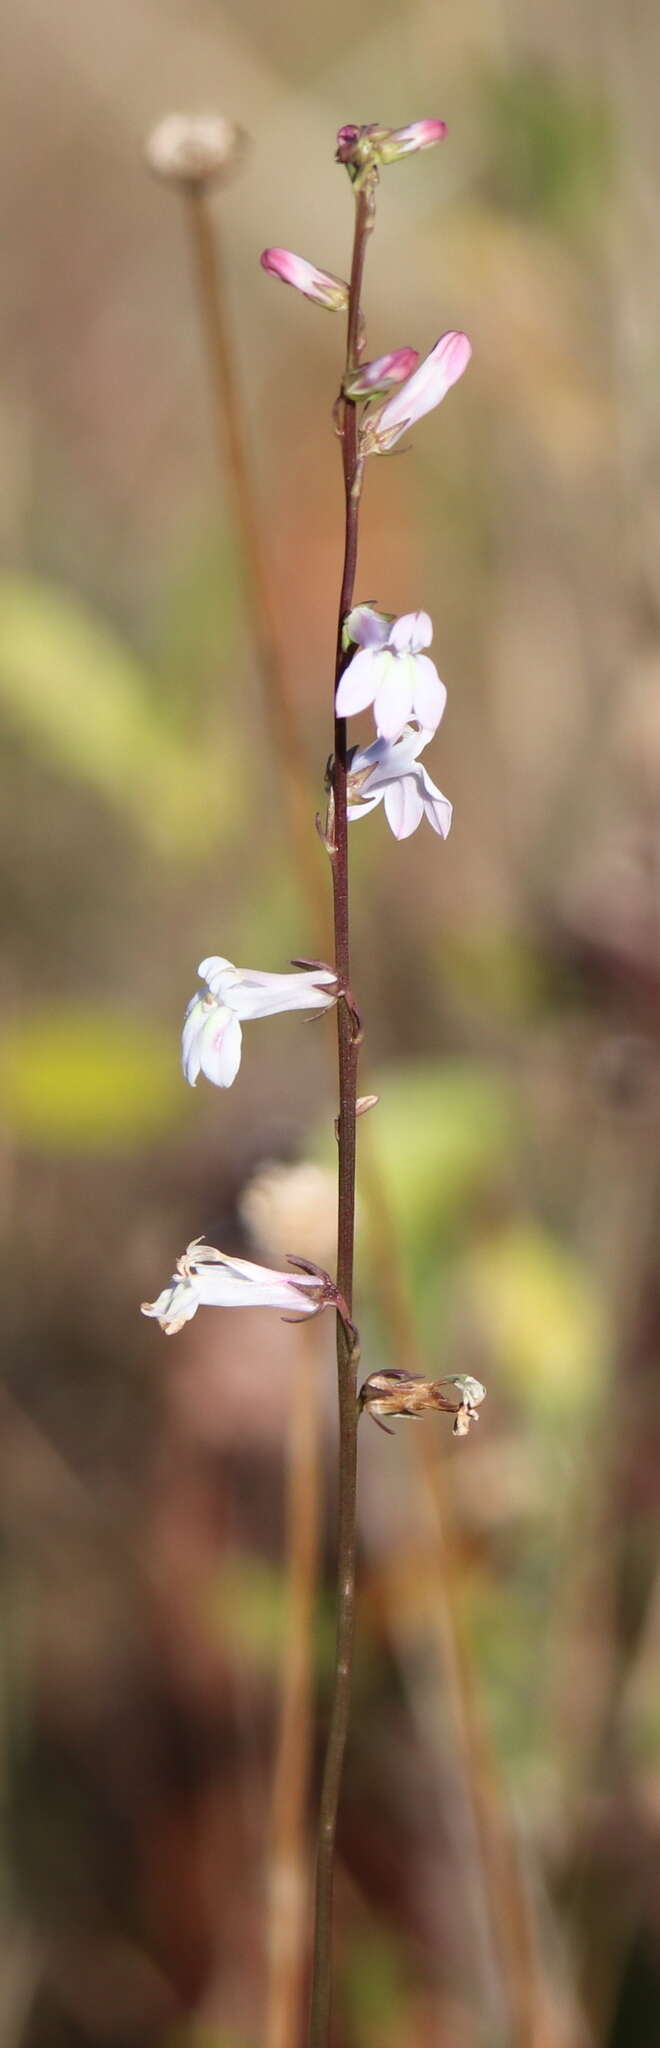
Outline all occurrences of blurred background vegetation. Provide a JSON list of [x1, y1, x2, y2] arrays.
[[2, 0, 660, 2043]]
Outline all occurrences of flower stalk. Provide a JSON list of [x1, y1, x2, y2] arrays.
[[308, 174, 375, 2048]]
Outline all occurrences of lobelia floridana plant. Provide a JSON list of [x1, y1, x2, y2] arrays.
[[142, 113, 478, 2047]]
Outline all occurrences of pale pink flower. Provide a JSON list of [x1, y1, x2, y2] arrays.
[[182, 956, 337, 1089], [260, 248, 349, 311], [363, 332, 472, 452], [347, 725, 452, 841], [141, 1240, 323, 1334], [336, 607, 446, 741], [343, 349, 419, 400]]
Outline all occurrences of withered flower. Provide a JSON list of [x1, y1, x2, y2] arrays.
[[359, 1369, 486, 1436]]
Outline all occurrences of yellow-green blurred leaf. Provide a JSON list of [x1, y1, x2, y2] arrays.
[[479, 60, 614, 231], [442, 928, 547, 1020], [0, 1009, 184, 1151], [206, 1556, 288, 1672], [365, 1059, 516, 1268], [204, 1555, 337, 1678], [464, 1221, 607, 1413], [341, 1929, 411, 2047], [0, 576, 243, 857]]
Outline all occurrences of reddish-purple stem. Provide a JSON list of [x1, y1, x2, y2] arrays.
[[308, 179, 373, 2048]]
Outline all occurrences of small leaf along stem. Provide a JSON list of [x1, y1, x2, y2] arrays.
[[308, 175, 375, 2048]]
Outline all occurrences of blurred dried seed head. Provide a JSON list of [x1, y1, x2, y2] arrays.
[[145, 113, 245, 188], [240, 1160, 337, 1270]]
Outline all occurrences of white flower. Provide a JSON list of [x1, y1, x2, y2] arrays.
[[182, 955, 337, 1088], [141, 1239, 324, 1334], [335, 607, 446, 741], [347, 725, 452, 841]]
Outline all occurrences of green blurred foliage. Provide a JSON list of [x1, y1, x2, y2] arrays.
[[0, 1007, 185, 1150], [0, 577, 244, 858], [462, 1566, 552, 1773], [365, 1058, 518, 1272], [441, 928, 550, 1022], [151, 525, 240, 720], [204, 1555, 338, 1679], [463, 1219, 608, 1417], [479, 60, 615, 231], [340, 1928, 411, 2048]]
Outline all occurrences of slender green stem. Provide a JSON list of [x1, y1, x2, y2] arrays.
[[308, 179, 374, 2048]]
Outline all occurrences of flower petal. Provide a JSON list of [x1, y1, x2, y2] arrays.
[[378, 119, 448, 160], [350, 727, 427, 786], [181, 996, 207, 1085], [227, 968, 335, 1020], [411, 655, 447, 733], [383, 776, 425, 839], [388, 611, 433, 654], [369, 330, 472, 448], [336, 647, 383, 717], [190, 1250, 320, 1314], [141, 1273, 202, 1332], [420, 769, 453, 838], [343, 349, 419, 399], [198, 1007, 243, 1086], [347, 788, 382, 821], [197, 955, 237, 995], [373, 655, 414, 740]]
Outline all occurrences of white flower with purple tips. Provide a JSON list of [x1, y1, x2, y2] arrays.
[[336, 607, 446, 742]]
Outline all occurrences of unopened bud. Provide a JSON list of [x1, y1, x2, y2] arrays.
[[343, 348, 419, 400], [341, 601, 389, 652], [336, 120, 447, 184], [378, 120, 448, 162], [145, 113, 245, 188], [362, 331, 472, 453], [260, 248, 349, 311]]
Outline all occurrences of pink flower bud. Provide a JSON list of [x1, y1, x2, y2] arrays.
[[260, 248, 349, 311], [343, 348, 419, 400], [335, 124, 384, 170], [335, 121, 447, 179], [363, 331, 472, 451], [377, 119, 448, 161], [336, 124, 364, 160]]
